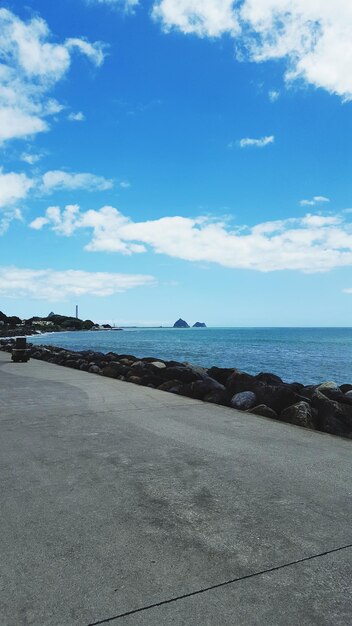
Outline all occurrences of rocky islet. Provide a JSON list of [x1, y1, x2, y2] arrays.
[[1, 339, 352, 440]]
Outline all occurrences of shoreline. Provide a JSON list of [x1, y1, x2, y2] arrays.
[[1, 338, 352, 440]]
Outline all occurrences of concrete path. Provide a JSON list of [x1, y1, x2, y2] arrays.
[[0, 352, 351, 626]]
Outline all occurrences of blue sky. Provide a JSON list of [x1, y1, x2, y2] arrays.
[[1, 0, 352, 325]]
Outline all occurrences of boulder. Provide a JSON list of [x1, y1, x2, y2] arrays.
[[312, 390, 352, 438], [89, 365, 101, 374], [247, 404, 278, 420], [139, 374, 164, 388], [280, 401, 316, 429], [188, 377, 225, 400], [159, 366, 201, 384], [119, 354, 138, 363], [207, 367, 235, 386], [66, 359, 80, 368], [203, 390, 230, 406], [105, 351, 119, 360], [340, 384, 352, 394], [255, 385, 305, 414], [130, 360, 150, 376], [315, 384, 352, 406], [101, 363, 129, 379], [226, 370, 257, 394], [126, 375, 142, 385], [157, 380, 183, 393], [255, 372, 284, 385], [119, 358, 135, 366], [230, 391, 257, 410], [317, 381, 339, 392]]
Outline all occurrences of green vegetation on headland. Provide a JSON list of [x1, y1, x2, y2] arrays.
[[0, 310, 99, 337]]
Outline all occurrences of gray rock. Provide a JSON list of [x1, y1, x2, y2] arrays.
[[150, 361, 166, 369], [226, 370, 256, 394], [159, 366, 201, 384], [230, 391, 257, 410], [207, 367, 235, 385], [157, 380, 183, 393], [340, 384, 352, 393], [188, 377, 225, 400], [89, 365, 101, 374], [247, 404, 278, 419], [317, 381, 339, 393], [312, 390, 352, 438], [126, 375, 142, 385], [203, 390, 229, 406], [280, 401, 315, 429]]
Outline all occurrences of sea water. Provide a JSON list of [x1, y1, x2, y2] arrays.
[[30, 327, 352, 386]]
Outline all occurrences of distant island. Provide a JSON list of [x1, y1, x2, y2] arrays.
[[173, 318, 190, 328], [173, 318, 207, 328]]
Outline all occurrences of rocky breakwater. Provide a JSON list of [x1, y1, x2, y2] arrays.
[[1, 339, 352, 440]]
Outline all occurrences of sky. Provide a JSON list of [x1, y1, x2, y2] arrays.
[[1, 0, 352, 326]]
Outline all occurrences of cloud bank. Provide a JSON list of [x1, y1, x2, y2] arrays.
[[0, 266, 155, 301], [41, 171, 113, 193], [0, 8, 105, 144], [152, 1, 352, 100], [30, 204, 352, 273]]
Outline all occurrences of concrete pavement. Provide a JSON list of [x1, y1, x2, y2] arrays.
[[0, 351, 351, 625]]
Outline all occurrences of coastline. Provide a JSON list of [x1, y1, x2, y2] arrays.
[[1, 338, 352, 440]]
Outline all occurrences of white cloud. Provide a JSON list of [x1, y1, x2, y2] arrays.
[[0, 167, 115, 234], [119, 180, 131, 188], [300, 196, 330, 206], [0, 169, 34, 208], [0, 168, 34, 232], [152, 0, 239, 37], [268, 90, 280, 102], [65, 38, 105, 67], [0, 8, 105, 144], [67, 111, 86, 122], [152, 1, 352, 100], [0, 208, 22, 235], [0, 108, 48, 144], [86, 0, 139, 10], [239, 135, 274, 148], [0, 266, 155, 301], [20, 152, 42, 165], [41, 170, 113, 192], [29, 204, 352, 273]]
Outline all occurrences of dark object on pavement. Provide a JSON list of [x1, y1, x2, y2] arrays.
[[11, 337, 30, 363]]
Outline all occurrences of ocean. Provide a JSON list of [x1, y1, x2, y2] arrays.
[[30, 327, 352, 386]]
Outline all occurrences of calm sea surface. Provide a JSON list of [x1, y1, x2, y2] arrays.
[[30, 327, 352, 385]]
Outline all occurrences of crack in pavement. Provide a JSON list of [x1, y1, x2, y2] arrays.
[[87, 542, 352, 625]]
